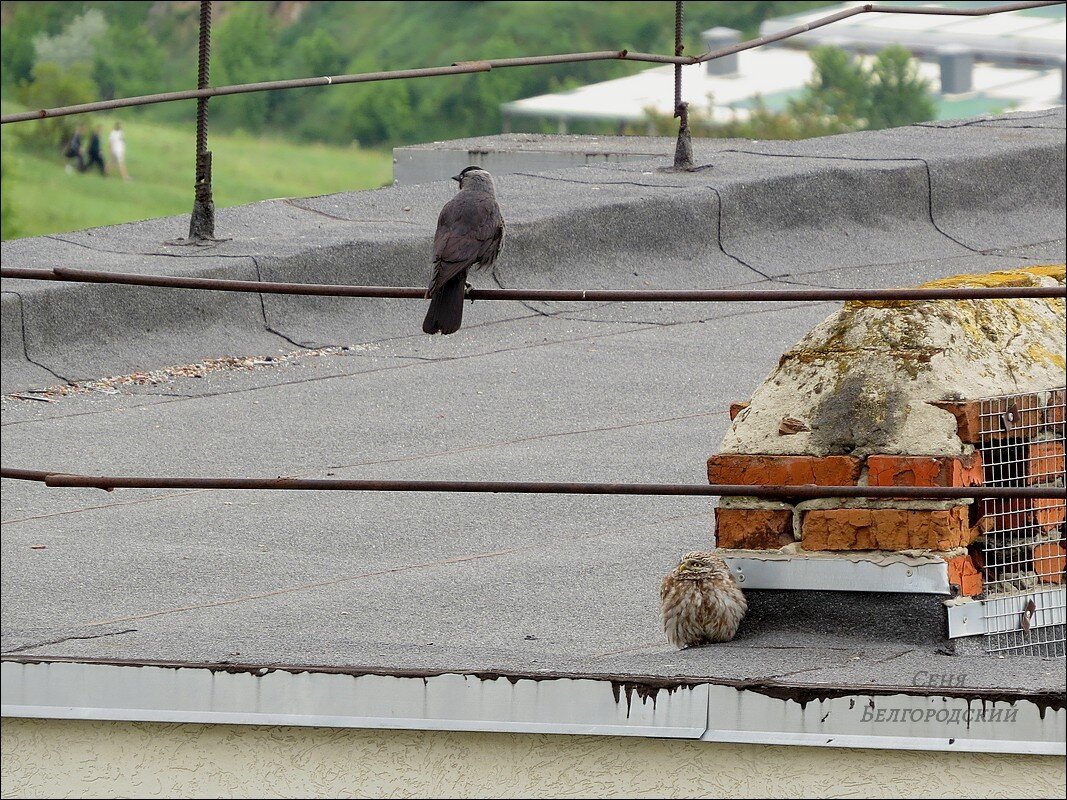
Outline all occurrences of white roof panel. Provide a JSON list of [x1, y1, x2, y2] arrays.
[[948, 15, 1049, 37], [503, 47, 1061, 124], [504, 49, 817, 123], [857, 12, 961, 33], [760, 2, 1065, 61]]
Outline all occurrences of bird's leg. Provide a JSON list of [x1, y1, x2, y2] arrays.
[[466, 281, 475, 303]]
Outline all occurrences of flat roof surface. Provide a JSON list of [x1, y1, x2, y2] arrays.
[[2, 110, 1065, 698]]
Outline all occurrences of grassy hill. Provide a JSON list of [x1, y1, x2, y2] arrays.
[[1, 105, 392, 240]]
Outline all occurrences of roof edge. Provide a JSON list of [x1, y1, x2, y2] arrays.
[[2, 657, 1063, 755]]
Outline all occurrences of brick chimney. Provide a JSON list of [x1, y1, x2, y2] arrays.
[[710, 266, 1066, 599]]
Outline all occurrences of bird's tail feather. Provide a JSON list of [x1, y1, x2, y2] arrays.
[[422, 275, 465, 335]]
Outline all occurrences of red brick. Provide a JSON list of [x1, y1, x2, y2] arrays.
[[946, 553, 983, 597], [1032, 542, 1066, 584], [802, 508, 901, 550], [714, 507, 794, 550], [1045, 390, 1065, 429], [980, 497, 1032, 533], [1028, 441, 1065, 485], [707, 454, 861, 488], [933, 397, 1043, 444], [1033, 498, 1066, 532], [800, 506, 973, 551], [933, 401, 981, 444], [867, 453, 983, 488], [729, 402, 750, 421]]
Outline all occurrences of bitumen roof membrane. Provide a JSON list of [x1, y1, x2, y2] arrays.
[[2, 109, 1065, 697]]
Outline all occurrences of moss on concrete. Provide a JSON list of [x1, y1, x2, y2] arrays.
[[722, 266, 1066, 456]]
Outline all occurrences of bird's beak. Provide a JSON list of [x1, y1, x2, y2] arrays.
[[451, 174, 462, 183]]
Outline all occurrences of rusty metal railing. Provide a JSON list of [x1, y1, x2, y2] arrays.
[[3, 467, 1063, 500], [1, 1, 1058, 125], [2, 267, 1063, 302]]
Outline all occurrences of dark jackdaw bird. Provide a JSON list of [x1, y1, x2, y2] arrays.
[[422, 166, 505, 335]]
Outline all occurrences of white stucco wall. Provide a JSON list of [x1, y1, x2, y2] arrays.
[[2, 718, 1064, 799]]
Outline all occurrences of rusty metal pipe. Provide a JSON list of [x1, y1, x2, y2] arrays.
[[2, 267, 1063, 302], [866, 0, 1061, 15], [0, 51, 670, 124], [1, 468, 54, 482], [2, 468, 1063, 500]]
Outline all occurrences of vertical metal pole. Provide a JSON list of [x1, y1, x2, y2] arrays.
[[189, 0, 216, 240], [673, 1, 684, 115], [672, 0, 694, 170]]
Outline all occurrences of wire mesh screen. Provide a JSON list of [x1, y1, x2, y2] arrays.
[[979, 388, 1066, 656]]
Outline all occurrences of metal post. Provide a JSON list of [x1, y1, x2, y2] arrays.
[[672, 1, 694, 170], [189, 0, 216, 240], [169, 0, 220, 245]]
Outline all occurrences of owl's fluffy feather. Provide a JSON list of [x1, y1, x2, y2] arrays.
[[661, 551, 747, 648]]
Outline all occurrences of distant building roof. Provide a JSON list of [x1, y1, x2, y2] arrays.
[[763, 0, 1066, 65], [502, 1, 1065, 129]]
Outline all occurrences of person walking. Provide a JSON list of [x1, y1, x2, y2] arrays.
[[109, 122, 130, 181], [83, 126, 107, 175], [63, 126, 85, 174]]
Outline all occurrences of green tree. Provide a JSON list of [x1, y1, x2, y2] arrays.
[[8, 8, 106, 152], [14, 61, 99, 153], [212, 5, 281, 134], [32, 9, 107, 70], [93, 21, 166, 100], [346, 80, 417, 147], [270, 28, 348, 138], [796, 45, 871, 126], [255, 0, 838, 147], [793, 44, 935, 131], [291, 28, 346, 78], [639, 44, 936, 141], [867, 45, 936, 129], [0, 3, 70, 87]]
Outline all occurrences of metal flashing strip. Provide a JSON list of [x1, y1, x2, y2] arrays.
[[951, 584, 1067, 644], [984, 587, 1067, 636], [2, 660, 1062, 755], [721, 553, 951, 594], [946, 599, 987, 639], [948, 589, 1067, 640]]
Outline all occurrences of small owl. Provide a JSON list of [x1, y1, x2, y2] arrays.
[[661, 551, 747, 648]]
